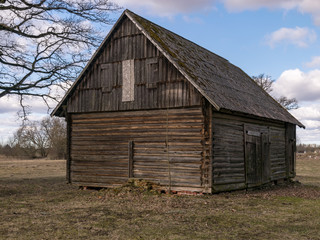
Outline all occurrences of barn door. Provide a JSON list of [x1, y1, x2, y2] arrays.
[[245, 130, 270, 187], [245, 132, 262, 187]]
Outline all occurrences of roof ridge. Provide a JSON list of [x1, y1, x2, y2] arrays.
[[125, 10, 231, 65], [52, 9, 304, 128]]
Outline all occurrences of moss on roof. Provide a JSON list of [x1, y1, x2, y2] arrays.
[[52, 9, 303, 127], [127, 10, 303, 127]]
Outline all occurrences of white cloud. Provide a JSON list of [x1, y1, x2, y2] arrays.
[[182, 15, 204, 24], [291, 106, 320, 126], [0, 91, 65, 143], [273, 69, 320, 101], [111, 0, 320, 26], [305, 56, 320, 68], [274, 69, 320, 144], [0, 83, 66, 143], [223, 0, 298, 12], [265, 27, 316, 48], [289, 103, 320, 144], [113, 0, 216, 17], [297, 127, 320, 144], [294, 106, 320, 144], [112, 0, 320, 27], [222, 0, 320, 26], [0, 95, 57, 115], [298, 0, 320, 25], [0, 115, 20, 144]]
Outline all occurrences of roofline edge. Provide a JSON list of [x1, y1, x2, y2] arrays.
[[125, 10, 221, 111], [51, 10, 129, 117]]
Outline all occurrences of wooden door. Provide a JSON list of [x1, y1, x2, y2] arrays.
[[245, 133, 262, 187], [245, 130, 270, 187]]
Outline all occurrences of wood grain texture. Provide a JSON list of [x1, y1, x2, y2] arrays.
[[212, 111, 288, 192], [66, 17, 201, 114], [69, 107, 211, 193]]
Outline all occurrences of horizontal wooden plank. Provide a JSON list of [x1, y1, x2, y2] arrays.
[[72, 107, 202, 120], [71, 175, 128, 184], [139, 179, 202, 187], [71, 151, 127, 155], [71, 161, 128, 168], [72, 171, 128, 178], [72, 182, 124, 188], [134, 146, 202, 152], [72, 130, 202, 137], [71, 145, 128, 151], [213, 168, 245, 174], [134, 157, 201, 163], [73, 123, 203, 131], [213, 177, 245, 185], [71, 135, 202, 141], [134, 162, 200, 169], [213, 183, 246, 192], [71, 140, 202, 146], [133, 171, 201, 179], [134, 151, 202, 157]]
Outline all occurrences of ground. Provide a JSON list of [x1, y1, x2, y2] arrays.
[[0, 154, 319, 240]]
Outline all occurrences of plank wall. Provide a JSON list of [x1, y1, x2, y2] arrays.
[[212, 112, 287, 192], [70, 107, 211, 193], [66, 16, 201, 113]]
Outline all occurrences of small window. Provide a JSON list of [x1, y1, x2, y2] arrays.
[[122, 59, 135, 102]]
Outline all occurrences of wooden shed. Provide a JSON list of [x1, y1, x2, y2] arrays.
[[52, 10, 304, 193]]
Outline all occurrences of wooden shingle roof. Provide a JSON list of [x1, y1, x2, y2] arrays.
[[52, 10, 304, 127]]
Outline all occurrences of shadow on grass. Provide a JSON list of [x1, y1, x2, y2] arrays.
[[0, 176, 71, 198]]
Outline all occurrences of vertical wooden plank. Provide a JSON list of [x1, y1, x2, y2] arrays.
[[201, 99, 212, 193], [128, 140, 134, 178], [208, 105, 213, 193], [66, 114, 72, 183], [262, 130, 271, 183], [285, 123, 296, 178], [243, 124, 247, 185]]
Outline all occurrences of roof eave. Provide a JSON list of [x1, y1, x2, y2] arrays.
[[219, 108, 305, 128]]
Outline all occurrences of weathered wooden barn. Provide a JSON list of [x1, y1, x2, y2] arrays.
[[52, 10, 304, 193]]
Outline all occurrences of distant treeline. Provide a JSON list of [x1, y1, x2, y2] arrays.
[[0, 117, 66, 159], [297, 144, 320, 153]]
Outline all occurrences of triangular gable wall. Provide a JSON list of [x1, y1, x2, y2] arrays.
[[64, 15, 203, 114]]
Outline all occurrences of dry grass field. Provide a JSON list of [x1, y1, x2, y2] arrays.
[[0, 154, 319, 240]]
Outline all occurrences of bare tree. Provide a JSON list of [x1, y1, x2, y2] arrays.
[[0, 0, 121, 115], [10, 116, 66, 158], [252, 74, 299, 110], [252, 74, 274, 93], [41, 116, 66, 158], [14, 121, 49, 157], [277, 96, 299, 111]]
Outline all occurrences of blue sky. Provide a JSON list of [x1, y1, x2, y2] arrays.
[[1, 0, 320, 144]]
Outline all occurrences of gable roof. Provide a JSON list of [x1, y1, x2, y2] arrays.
[[52, 9, 304, 128]]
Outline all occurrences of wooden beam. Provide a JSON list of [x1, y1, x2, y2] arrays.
[[128, 140, 134, 178], [66, 114, 72, 183]]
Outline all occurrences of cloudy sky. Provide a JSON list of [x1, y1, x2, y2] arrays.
[[1, 0, 320, 144]]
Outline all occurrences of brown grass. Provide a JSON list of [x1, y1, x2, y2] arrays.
[[0, 154, 319, 240]]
